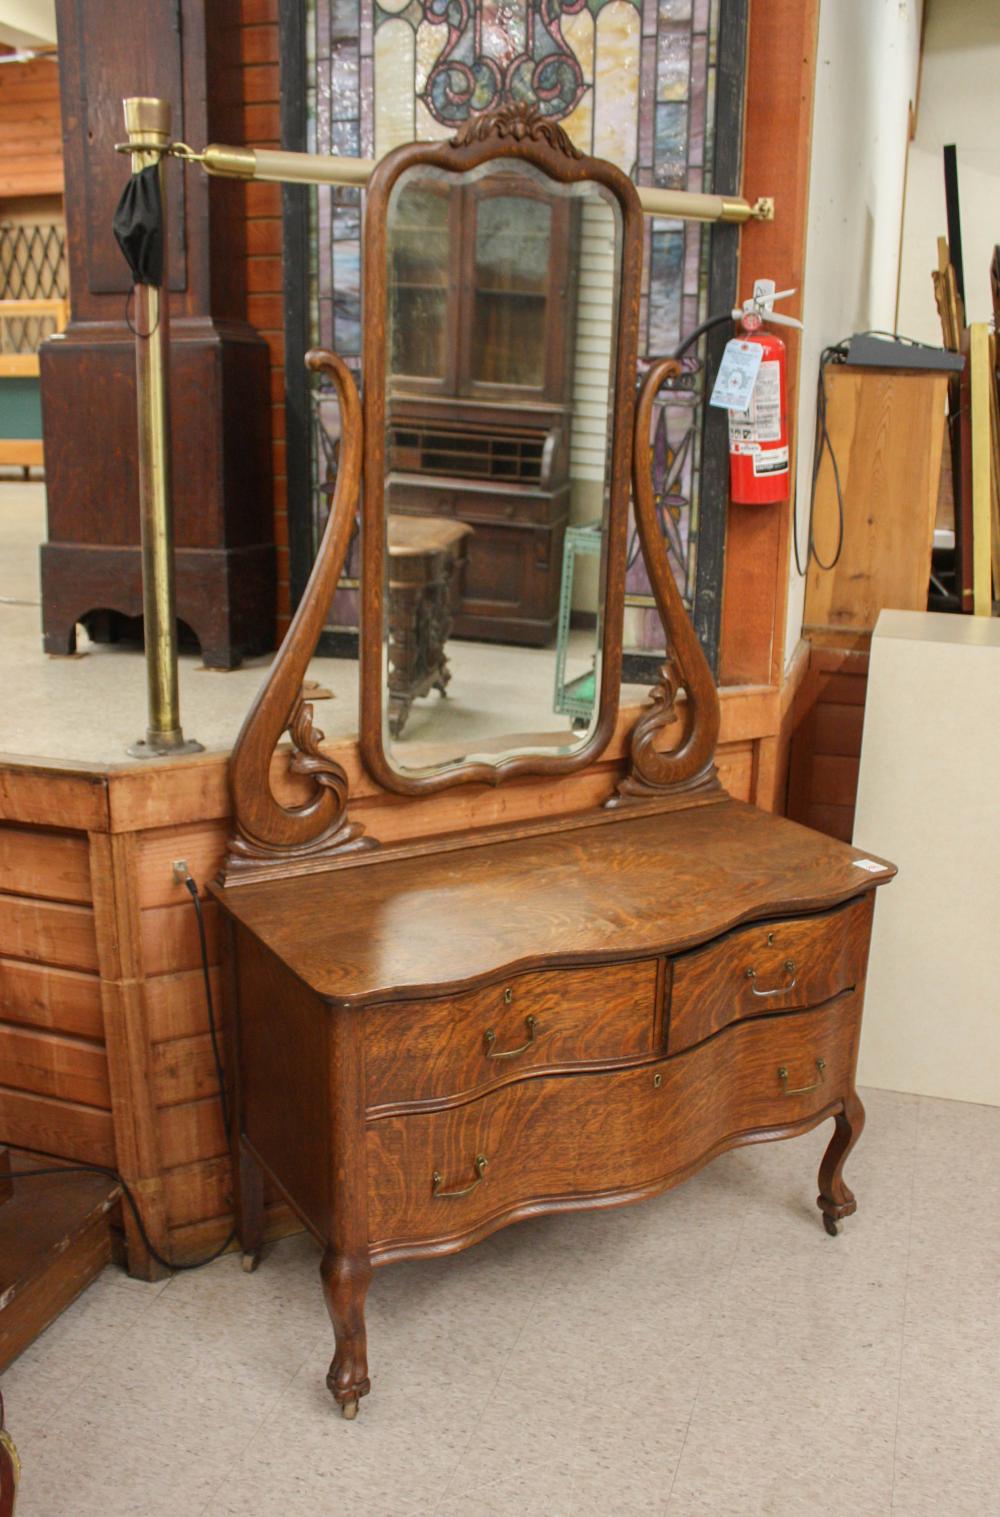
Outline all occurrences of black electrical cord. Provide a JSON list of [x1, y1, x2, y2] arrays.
[[795, 341, 847, 575], [183, 873, 230, 1141], [7, 869, 235, 1273]]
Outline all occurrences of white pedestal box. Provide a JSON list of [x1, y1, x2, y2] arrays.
[[854, 610, 1000, 1106]]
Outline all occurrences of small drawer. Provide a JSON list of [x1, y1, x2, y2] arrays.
[[452, 492, 553, 527], [364, 959, 658, 1112], [366, 999, 859, 1252], [667, 895, 873, 1054], [387, 489, 554, 528]]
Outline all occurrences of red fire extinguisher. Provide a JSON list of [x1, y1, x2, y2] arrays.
[[727, 280, 802, 505]]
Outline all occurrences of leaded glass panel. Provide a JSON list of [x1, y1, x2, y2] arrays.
[[304, 0, 733, 659]]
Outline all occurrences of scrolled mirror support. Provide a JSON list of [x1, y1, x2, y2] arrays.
[[220, 351, 377, 885], [608, 357, 723, 809]]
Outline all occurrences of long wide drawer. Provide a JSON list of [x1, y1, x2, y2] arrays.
[[366, 996, 859, 1252], [365, 959, 658, 1112], [667, 895, 874, 1053]]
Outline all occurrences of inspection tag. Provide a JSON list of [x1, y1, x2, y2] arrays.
[[709, 339, 763, 412]]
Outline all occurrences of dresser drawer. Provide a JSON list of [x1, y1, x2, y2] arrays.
[[364, 959, 658, 1112], [366, 997, 859, 1252], [667, 895, 874, 1054]]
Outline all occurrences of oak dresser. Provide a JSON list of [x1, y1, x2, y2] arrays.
[[212, 107, 896, 1419]]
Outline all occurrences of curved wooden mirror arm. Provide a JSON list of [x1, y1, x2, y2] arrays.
[[609, 356, 722, 807], [220, 350, 377, 884]]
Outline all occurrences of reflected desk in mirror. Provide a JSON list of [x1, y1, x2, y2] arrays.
[[386, 514, 470, 740]]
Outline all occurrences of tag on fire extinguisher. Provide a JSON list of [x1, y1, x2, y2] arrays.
[[708, 339, 763, 412]]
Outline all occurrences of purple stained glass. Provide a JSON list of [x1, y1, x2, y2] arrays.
[[330, 117, 360, 156], [330, 47, 360, 121], [683, 220, 700, 294], [647, 227, 684, 354], [417, 0, 586, 126], [657, 25, 691, 101], [688, 32, 707, 164], [330, 0, 358, 42], [638, 42, 656, 171], [654, 102, 688, 188]]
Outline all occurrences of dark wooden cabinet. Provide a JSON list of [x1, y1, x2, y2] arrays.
[[386, 176, 578, 647], [39, 0, 275, 669]]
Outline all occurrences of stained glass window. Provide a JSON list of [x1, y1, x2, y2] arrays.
[[305, 0, 729, 657]]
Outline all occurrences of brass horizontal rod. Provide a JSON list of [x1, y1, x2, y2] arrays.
[[183, 142, 773, 224]]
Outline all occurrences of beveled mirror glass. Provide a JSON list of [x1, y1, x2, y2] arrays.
[[379, 158, 623, 779]]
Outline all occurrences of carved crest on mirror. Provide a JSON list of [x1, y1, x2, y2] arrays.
[[219, 105, 723, 886]]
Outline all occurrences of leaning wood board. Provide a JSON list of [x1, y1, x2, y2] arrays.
[[804, 366, 949, 636]]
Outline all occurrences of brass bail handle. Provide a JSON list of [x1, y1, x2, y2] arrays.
[[120, 96, 202, 760], [746, 958, 797, 998], [778, 1057, 826, 1096], [484, 1013, 539, 1060], [432, 1154, 488, 1199]]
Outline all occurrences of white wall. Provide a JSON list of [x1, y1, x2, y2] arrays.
[[0, 1, 57, 50], [896, 0, 1000, 344], [784, 0, 923, 667]]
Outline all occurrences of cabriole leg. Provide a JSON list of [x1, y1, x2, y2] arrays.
[[321, 1249, 372, 1419], [817, 1088, 866, 1236]]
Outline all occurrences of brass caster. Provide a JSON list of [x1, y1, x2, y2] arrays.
[[341, 1398, 359, 1421], [241, 1250, 260, 1273], [822, 1213, 839, 1238]]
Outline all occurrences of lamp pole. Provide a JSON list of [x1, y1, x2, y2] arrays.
[[120, 96, 202, 759]]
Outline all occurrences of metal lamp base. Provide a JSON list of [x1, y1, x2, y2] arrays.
[[127, 732, 205, 760]]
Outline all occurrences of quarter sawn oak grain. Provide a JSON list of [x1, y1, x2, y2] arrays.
[[217, 799, 893, 1004]]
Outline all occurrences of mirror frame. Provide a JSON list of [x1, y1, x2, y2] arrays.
[[359, 105, 644, 797]]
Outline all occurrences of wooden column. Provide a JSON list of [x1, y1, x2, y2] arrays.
[[719, 0, 820, 688], [39, 0, 275, 670]]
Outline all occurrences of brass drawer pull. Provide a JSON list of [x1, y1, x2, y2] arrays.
[[746, 958, 797, 997], [778, 1057, 825, 1096], [432, 1154, 488, 1199], [484, 1014, 538, 1060]]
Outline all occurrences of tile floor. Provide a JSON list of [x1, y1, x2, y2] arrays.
[[3, 1086, 998, 1516]]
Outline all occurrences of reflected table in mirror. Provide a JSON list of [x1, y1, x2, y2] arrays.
[[387, 514, 472, 739]]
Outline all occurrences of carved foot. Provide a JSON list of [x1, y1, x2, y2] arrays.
[[817, 1089, 865, 1235], [321, 1249, 372, 1418]]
